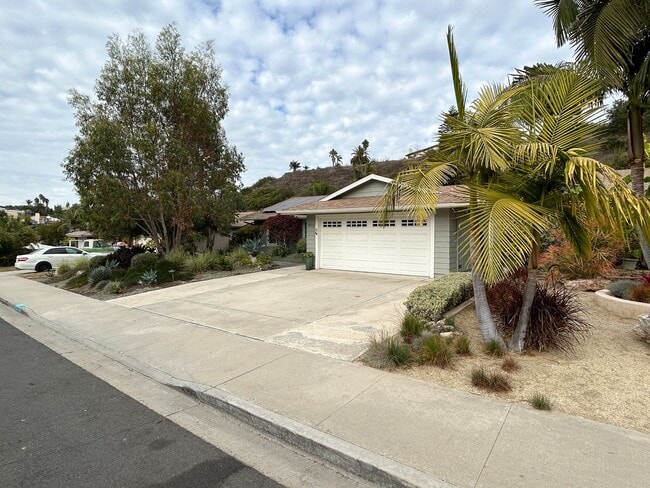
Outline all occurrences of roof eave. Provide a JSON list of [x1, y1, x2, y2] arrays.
[[279, 202, 468, 215]]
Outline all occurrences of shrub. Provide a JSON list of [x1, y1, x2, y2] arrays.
[[539, 225, 623, 279], [640, 273, 650, 286], [105, 245, 146, 269], [630, 285, 650, 303], [57, 262, 72, 276], [529, 393, 552, 410], [262, 215, 302, 244], [255, 253, 274, 267], [130, 252, 159, 272], [230, 247, 253, 267], [455, 336, 471, 355], [471, 368, 512, 392], [501, 357, 520, 372], [405, 272, 473, 321], [88, 255, 108, 270], [419, 335, 454, 368], [109, 281, 125, 294], [607, 280, 641, 300], [487, 268, 591, 353], [271, 242, 291, 257], [400, 312, 426, 342], [88, 266, 113, 287], [183, 252, 216, 274], [164, 249, 188, 270], [296, 238, 307, 254], [362, 331, 410, 370], [485, 339, 505, 357], [156, 257, 192, 283]]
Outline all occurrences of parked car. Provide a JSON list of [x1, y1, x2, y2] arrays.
[[15, 246, 90, 272]]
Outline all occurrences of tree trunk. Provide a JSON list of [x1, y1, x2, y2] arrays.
[[472, 272, 506, 347], [628, 102, 649, 266], [509, 267, 537, 353]]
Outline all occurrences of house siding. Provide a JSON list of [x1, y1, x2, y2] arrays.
[[342, 180, 388, 198], [306, 215, 316, 253], [433, 209, 458, 277]]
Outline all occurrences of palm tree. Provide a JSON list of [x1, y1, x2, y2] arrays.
[[382, 29, 649, 352], [329, 149, 342, 167], [535, 0, 650, 263], [289, 160, 301, 172], [350, 139, 375, 179]]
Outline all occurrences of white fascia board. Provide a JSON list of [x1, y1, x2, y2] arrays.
[[279, 202, 468, 215]]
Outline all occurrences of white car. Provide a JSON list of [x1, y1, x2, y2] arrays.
[[15, 246, 90, 272]]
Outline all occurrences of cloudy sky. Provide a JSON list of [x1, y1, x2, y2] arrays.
[[0, 0, 574, 206]]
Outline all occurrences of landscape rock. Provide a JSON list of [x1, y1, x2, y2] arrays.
[[634, 314, 650, 343]]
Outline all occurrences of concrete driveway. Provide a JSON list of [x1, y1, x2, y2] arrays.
[[110, 267, 428, 361]]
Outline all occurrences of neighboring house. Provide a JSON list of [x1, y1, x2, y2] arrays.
[[235, 196, 325, 243], [279, 174, 469, 278]]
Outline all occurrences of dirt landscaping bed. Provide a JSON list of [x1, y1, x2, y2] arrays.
[[396, 291, 649, 433]]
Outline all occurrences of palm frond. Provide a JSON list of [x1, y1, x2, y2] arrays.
[[534, 0, 580, 46], [446, 25, 467, 120], [464, 187, 551, 283], [378, 161, 458, 223]]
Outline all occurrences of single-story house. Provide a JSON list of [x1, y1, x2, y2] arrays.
[[280, 174, 469, 278]]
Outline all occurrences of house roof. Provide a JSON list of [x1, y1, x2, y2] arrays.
[[263, 195, 325, 212], [281, 185, 468, 215], [321, 174, 392, 201]]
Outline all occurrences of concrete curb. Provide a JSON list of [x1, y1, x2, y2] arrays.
[[0, 297, 453, 488], [173, 384, 455, 488]]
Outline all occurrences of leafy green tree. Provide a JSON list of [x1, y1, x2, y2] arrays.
[[0, 213, 37, 266], [309, 181, 335, 195], [63, 25, 244, 253], [37, 222, 69, 246], [536, 0, 650, 263], [241, 187, 295, 210]]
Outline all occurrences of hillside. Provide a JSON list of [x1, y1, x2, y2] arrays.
[[241, 158, 416, 210]]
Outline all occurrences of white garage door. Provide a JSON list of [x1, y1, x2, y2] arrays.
[[318, 214, 431, 276]]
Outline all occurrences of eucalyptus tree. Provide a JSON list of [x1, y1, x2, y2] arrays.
[[64, 25, 244, 253], [535, 0, 650, 262]]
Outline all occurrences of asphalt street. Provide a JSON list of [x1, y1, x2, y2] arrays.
[[0, 317, 283, 488]]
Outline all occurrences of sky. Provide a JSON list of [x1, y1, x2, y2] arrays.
[[0, 0, 574, 206]]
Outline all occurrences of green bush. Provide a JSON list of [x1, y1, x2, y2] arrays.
[[529, 393, 552, 410], [362, 331, 410, 370], [57, 262, 72, 276], [88, 255, 108, 270], [405, 272, 473, 321], [296, 238, 307, 254], [607, 280, 643, 300], [164, 249, 188, 270], [485, 339, 505, 357], [130, 252, 159, 272], [109, 281, 125, 294], [230, 247, 253, 267], [271, 242, 291, 257], [255, 253, 274, 267], [183, 252, 216, 273], [155, 258, 192, 283]]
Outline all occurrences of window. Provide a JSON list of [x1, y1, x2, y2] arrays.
[[322, 221, 342, 228], [66, 247, 84, 254], [401, 219, 427, 227], [44, 247, 67, 255], [372, 220, 395, 227], [346, 220, 367, 227]]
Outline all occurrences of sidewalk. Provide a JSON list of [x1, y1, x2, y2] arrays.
[[1, 271, 648, 487]]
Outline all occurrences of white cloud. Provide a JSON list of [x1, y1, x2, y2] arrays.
[[0, 0, 573, 205]]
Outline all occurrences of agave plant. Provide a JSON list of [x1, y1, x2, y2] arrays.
[[241, 238, 262, 256], [140, 268, 157, 285]]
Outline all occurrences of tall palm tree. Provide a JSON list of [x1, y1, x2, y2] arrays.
[[329, 148, 342, 167], [289, 160, 301, 172], [382, 29, 649, 352], [535, 0, 650, 262], [351, 139, 375, 179]]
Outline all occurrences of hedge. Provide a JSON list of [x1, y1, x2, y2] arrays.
[[405, 272, 473, 321]]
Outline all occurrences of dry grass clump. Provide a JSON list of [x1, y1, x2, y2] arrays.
[[471, 368, 512, 392]]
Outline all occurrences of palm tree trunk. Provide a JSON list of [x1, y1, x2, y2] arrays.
[[472, 272, 505, 346], [509, 267, 537, 353]]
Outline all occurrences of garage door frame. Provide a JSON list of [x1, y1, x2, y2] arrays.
[[315, 213, 435, 277]]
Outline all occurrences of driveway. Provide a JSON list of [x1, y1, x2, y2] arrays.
[[110, 267, 428, 361]]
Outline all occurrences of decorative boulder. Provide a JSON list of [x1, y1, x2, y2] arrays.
[[634, 314, 650, 344]]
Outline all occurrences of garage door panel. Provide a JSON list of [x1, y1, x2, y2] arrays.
[[319, 214, 430, 276]]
